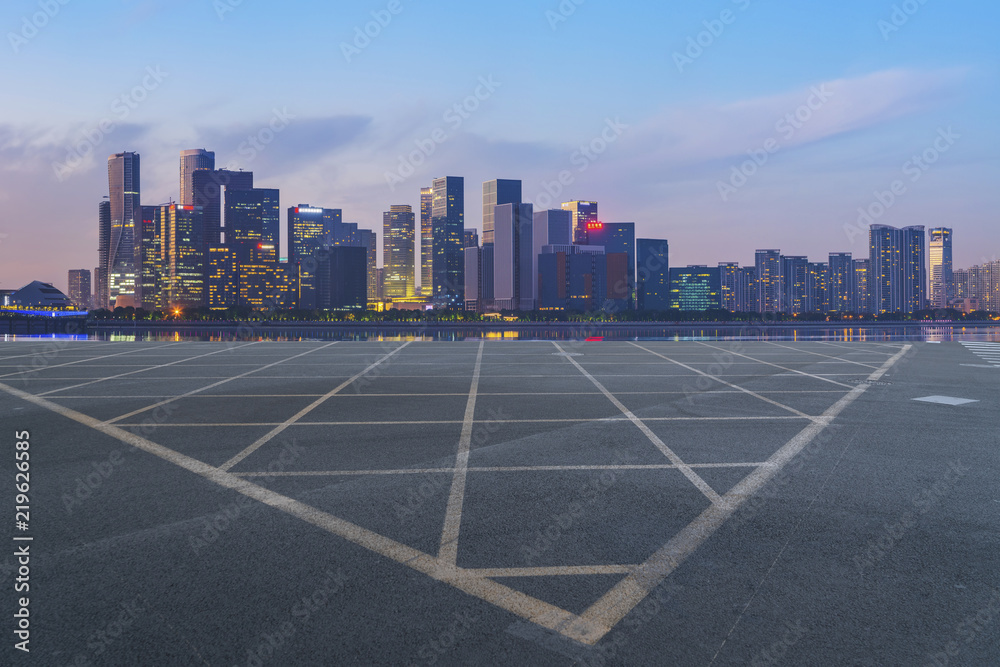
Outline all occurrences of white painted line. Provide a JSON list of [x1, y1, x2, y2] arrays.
[[960, 364, 1000, 369], [111, 416, 812, 428], [764, 342, 881, 370], [554, 343, 723, 506], [629, 343, 819, 422], [232, 463, 770, 477], [695, 342, 855, 389], [218, 343, 413, 472], [913, 396, 980, 406], [438, 342, 485, 566], [561, 344, 914, 645], [36, 343, 261, 397], [464, 566, 635, 578], [0, 343, 186, 380], [103, 342, 340, 424]]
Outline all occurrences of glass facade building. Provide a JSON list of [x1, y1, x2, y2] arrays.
[[383, 205, 416, 299], [482, 179, 521, 246], [431, 176, 465, 307]]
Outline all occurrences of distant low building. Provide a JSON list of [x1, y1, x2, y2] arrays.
[[9, 281, 75, 309]]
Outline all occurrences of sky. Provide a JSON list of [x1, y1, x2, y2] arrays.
[[1, 0, 998, 294]]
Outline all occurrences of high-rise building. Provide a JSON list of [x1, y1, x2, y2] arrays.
[[192, 168, 253, 247], [225, 188, 279, 261], [288, 206, 341, 309], [636, 239, 670, 311], [494, 203, 534, 311], [853, 258, 872, 314], [67, 270, 92, 310], [929, 228, 953, 309], [737, 266, 757, 313], [806, 262, 828, 313], [207, 245, 237, 310], [431, 176, 465, 307], [138, 205, 161, 310], [755, 250, 781, 313], [420, 186, 433, 297], [107, 152, 141, 308], [383, 205, 416, 300], [952, 268, 970, 300], [161, 204, 206, 308], [538, 246, 607, 312], [719, 262, 739, 313], [532, 210, 574, 307], [827, 253, 854, 313], [669, 266, 721, 311], [587, 222, 635, 308], [358, 229, 378, 304], [780, 256, 809, 314], [901, 226, 927, 314], [317, 246, 367, 311], [483, 179, 521, 245], [97, 200, 111, 309], [180, 149, 215, 206], [464, 229, 479, 249], [561, 201, 598, 245], [465, 245, 482, 312]]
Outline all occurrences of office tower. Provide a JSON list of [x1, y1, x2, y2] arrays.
[[827, 253, 854, 313], [465, 245, 481, 312], [494, 203, 534, 310], [225, 188, 279, 261], [480, 244, 495, 304], [239, 261, 299, 310], [561, 201, 598, 245], [97, 200, 111, 309], [289, 206, 341, 309], [192, 168, 253, 247], [532, 210, 574, 307], [67, 270, 92, 310], [870, 225, 901, 314], [358, 229, 378, 303], [586, 222, 636, 307], [538, 246, 607, 312], [755, 250, 781, 313], [635, 240, 670, 311], [107, 152, 141, 308], [420, 186, 433, 296], [928, 228, 953, 309], [669, 266, 722, 311], [719, 262, 739, 313], [161, 204, 206, 308], [806, 262, 828, 313], [431, 176, 465, 307], [137, 205, 161, 310], [180, 149, 215, 206], [464, 229, 479, 249], [779, 256, 808, 314], [483, 179, 522, 245], [952, 268, 970, 300], [901, 226, 927, 313], [318, 246, 368, 310], [376, 268, 385, 302], [737, 266, 757, 313], [207, 245, 237, 310], [853, 259, 872, 314], [383, 205, 416, 299]]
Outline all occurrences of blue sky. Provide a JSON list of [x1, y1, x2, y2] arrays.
[[1, 0, 998, 292]]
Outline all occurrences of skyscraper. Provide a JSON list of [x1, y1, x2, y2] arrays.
[[288, 206, 341, 309], [483, 179, 522, 245], [637, 239, 670, 311], [853, 258, 872, 314], [494, 203, 534, 310], [806, 262, 828, 313], [464, 229, 479, 249], [420, 186, 433, 297], [358, 229, 378, 303], [827, 253, 854, 313], [139, 205, 161, 310], [97, 200, 111, 309], [180, 149, 215, 206], [901, 226, 927, 314], [161, 204, 206, 308], [780, 256, 809, 314], [669, 266, 722, 311], [107, 152, 141, 308], [225, 188, 279, 261], [532, 210, 573, 307], [383, 205, 416, 299], [67, 270, 92, 310], [719, 262, 739, 313], [755, 250, 781, 313], [587, 222, 636, 308], [929, 228, 953, 309], [561, 201, 598, 245], [431, 176, 465, 307], [870, 225, 901, 314], [192, 168, 253, 247]]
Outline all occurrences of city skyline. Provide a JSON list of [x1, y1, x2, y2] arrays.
[[1, 2, 998, 293]]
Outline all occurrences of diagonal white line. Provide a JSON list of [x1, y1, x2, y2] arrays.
[[438, 341, 486, 566], [695, 342, 855, 389], [629, 343, 817, 421], [764, 341, 881, 369], [103, 342, 340, 424], [36, 342, 261, 397], [552, 342, 722, 506], [562, 344, 913, 646], [217, 343, 412, 472]]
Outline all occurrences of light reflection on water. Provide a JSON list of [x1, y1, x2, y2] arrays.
[[4, 324, 999, 343]]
